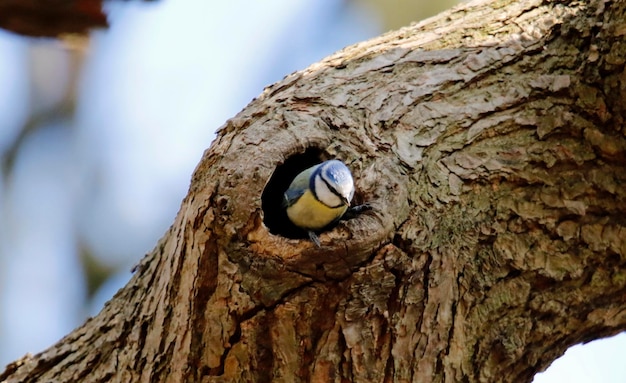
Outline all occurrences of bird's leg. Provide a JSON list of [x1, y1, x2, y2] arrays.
[[308, 230, 321, 248], [341, 203, 372, 220]]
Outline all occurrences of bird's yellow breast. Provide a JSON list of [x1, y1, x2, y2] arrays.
[[286, 190, 348, 230]]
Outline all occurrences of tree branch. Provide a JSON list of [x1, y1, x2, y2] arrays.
[[0, 0, 156, 37]]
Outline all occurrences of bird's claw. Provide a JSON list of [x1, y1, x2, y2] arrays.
[[308, 230, 321, 248]]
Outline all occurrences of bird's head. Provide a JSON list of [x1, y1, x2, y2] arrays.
[[314, 160, 355, 208]]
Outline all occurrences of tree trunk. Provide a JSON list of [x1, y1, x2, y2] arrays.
[[2, 0, 626, 382]]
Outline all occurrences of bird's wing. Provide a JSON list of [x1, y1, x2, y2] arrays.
[[282, 165, 317, 208], [283, 187, 305, 208]]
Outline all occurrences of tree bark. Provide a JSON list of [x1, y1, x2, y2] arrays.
[[2, 0, 626, 382]]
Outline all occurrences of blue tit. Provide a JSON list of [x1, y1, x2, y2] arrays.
[[283, 159, 356, 246]]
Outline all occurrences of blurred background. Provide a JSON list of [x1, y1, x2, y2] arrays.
[[0, 0, 623, 381]]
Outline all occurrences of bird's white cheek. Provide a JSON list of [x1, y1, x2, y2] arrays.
[[315, 176, 342, 207]]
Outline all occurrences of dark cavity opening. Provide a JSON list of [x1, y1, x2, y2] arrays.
[[261, 148, 324, 240]]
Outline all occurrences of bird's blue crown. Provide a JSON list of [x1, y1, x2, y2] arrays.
[[322, 160, 351, 185]]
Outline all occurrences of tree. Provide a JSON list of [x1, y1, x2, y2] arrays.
[[2, 0, 625, 381]]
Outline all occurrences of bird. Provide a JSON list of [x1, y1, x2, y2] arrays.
[[283, 159, 368, 247]]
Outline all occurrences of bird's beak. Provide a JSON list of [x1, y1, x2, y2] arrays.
[[341, 195, 350, 205]]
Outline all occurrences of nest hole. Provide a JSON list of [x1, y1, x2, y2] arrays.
[[261, 148, 325, 240]]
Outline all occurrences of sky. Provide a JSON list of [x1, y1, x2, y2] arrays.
[[0, 0, 624, 381]]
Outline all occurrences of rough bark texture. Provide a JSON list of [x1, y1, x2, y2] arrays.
[[2, 0, 626, 382]]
